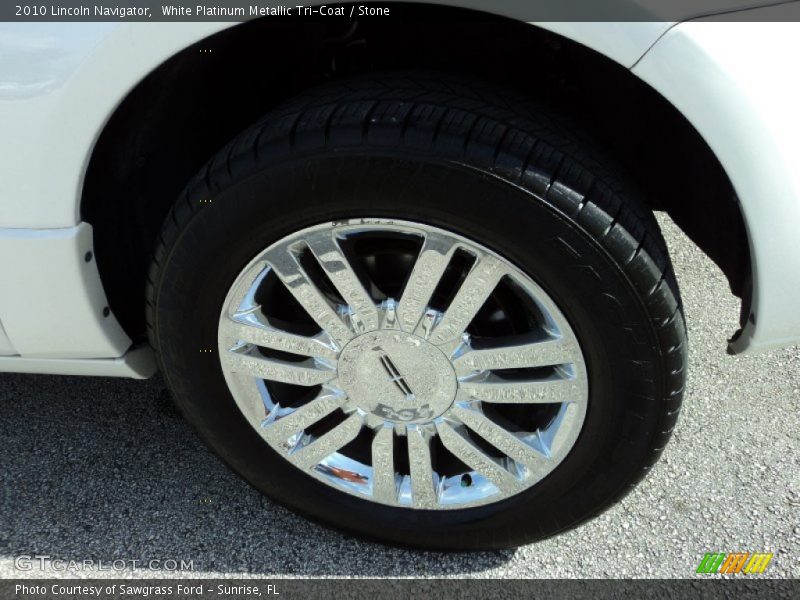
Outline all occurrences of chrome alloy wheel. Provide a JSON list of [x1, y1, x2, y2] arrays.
[[218, 219, 588, 510]]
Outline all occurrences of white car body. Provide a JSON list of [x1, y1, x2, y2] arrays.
[[1, 3, 799, 378]]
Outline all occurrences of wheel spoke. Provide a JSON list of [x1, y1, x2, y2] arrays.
[[539, 402, 586, 458], [223, 348, 335, 386], [264, 249, 354, 347], [428, 254, 507, 344], [452, 337, 579, 375], [223, 262, 270, 316], [222, 312, 338, 361], [396, 235, 458, 333], [370, 426, 397, 504], [262, 390, 348, 444], [407, 427, 438, 508], [449, 405, 551, 473], [436, 421, 523, 494], [287, 413, 363, 470], [459, 375, 581, 404], [306, 231, 379, 332]]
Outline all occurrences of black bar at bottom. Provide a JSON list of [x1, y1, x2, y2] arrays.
[[1, 578, 798, 600]]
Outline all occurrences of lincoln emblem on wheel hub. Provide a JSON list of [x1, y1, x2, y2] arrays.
[[219, 219, 588, 510], [338, 330, 458, 427], [378, 353, 414, 401]]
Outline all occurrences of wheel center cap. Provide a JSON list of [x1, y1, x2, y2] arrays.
[[337, 330, 457, 424]]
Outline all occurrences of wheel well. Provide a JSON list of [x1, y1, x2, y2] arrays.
[[82, 4, 749, 341]]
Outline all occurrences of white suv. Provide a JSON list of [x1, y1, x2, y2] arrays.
[[1, 4, 799, 549]]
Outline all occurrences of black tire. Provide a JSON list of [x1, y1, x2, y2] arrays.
[[147, 72, 687, 550]]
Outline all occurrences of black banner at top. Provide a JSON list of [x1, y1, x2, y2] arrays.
[[2, 0, 800, 22]]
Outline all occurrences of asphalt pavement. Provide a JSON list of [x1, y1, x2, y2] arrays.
[[1, 213, 798, 579]]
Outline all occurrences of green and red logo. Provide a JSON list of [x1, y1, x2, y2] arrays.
[[696, 552, 773, 574]]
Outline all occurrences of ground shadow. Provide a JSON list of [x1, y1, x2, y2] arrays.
[[0, 373, 513, 576]]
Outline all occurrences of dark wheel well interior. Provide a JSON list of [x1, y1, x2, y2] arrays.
[[81, 4, 749, 341]]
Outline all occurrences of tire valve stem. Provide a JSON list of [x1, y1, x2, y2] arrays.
[[460, 474, 473, 488]]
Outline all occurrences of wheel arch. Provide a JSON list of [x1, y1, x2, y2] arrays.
[[79, 6, 750, 348]]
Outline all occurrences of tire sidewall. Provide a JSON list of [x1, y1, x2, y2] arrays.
[[154, 152, 665, 549]]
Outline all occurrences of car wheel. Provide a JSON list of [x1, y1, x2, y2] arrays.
[[147, 73, 687, 550]]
